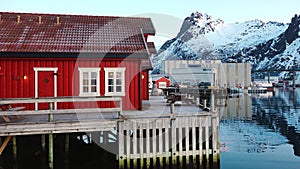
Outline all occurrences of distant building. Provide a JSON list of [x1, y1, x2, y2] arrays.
[[163, 60, 251, 88], [152, 76, 170, 89]]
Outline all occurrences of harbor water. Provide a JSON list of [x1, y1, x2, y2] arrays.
[[1, 88, 300, 169]]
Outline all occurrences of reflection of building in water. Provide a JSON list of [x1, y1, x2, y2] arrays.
[[163, 60, 251, 88], [117, 114, 220, 168], [219, 94, 252, 120]]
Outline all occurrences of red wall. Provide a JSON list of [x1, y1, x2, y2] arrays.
[[0, 57, 142, 110], [141, 70, 149, 100]]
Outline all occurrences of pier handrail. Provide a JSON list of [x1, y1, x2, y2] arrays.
[[0, 96, 123, 118]]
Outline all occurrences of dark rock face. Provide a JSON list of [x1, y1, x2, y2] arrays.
[[224, 15, 300, 70]]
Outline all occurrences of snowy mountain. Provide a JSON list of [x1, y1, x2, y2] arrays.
[[151, 12, 300, 74]]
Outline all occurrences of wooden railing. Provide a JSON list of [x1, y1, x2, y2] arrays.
[[0, 96, 122, 136]]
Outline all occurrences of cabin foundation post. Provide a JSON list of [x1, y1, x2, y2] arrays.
[[41, 135, 46, 169], [12, 136, 17, 169], [48, 102, 54, 169], [64, 134, 69, 169]]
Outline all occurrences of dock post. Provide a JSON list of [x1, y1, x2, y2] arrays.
[[64, 134, 69, 169], [12, 136, 17, 169], [41, 135, 46, 169], [203, 100, 207, 110], [210, 94, 215, 112], [48, 102, 54, 169], [170, 102, 174, 115]]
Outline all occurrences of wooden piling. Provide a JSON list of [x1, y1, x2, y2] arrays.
[[171, 123, 176, 169], [12, 136, 17, 169], [152, 121, 157, 168], [139, 127, 144, 168], [118, 122, 124, 169], [158, 123, 163, 167], [48, 134, 53, 169], [41, 135, 46, 169], [205, 116, 210, 167], [132, 122, 137, 168], [165, 127, 170, 167], [199, 119, 203, 169], [48, 102, 54, 169], [185, 118, 190, 166], [125, 123, 131, 169], [192, 118, 197, 168], [146, 122, 151, 168], [64, 134, 69, 169], [178, 120, 183, 169]]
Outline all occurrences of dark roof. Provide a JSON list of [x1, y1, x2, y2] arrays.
[[0, 12, 155, 56]]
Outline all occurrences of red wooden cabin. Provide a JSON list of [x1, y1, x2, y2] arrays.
[[153, 76, 170, 89], [0, 12, 156, 110]]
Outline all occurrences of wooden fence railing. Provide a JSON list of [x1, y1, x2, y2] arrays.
[[0, 96, 122, 136]]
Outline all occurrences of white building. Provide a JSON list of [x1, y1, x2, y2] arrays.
[[163, 60, 251, 88]]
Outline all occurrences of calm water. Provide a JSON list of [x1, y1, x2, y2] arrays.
[[220, 88, 300, 169]]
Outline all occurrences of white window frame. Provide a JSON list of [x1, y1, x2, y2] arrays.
[[104, 67, 126, 96], [78, 67, 100, 96]]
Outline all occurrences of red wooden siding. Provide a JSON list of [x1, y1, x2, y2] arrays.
[[0, 57, 142, 110], [141, 70, 149, 100]]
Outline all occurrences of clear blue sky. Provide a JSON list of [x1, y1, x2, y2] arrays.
[[1, 0, 299, 46]]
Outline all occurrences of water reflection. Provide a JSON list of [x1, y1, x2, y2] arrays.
[[220, 88, 300, 169]]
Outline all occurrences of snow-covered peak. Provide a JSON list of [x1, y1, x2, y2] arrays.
[[184, 11, 224, 34], [151, 12, 300, 74]]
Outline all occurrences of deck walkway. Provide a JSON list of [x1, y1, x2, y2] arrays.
[[0, 96, 212, 136]]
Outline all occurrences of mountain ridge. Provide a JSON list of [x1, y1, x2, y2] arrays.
[[151, 12, 300, 75]]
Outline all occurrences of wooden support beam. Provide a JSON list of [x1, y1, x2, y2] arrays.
[[0, 136, 11, 155]]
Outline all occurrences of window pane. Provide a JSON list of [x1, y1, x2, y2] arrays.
[[116, 86, 122, 92], [108, 86, 114, 92], [91, 72, 97, 78], [91, 86, 97, 92], [83, 79, 89, 85], [91, 79, 97, 85], [108, 72, 114, 78], [83, 87, 88, 93], [116, 72, 122, 78], [108, 79, 114, 85], [83, 72, 89, 79], [116, 79, 122, 85]]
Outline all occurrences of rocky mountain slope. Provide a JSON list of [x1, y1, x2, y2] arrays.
[[151, 12, 300, 74]]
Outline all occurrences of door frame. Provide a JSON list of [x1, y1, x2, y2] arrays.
[[34, 67, 58, 110]]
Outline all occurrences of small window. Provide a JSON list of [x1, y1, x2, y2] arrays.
[[104, 68, 125, 96], [78, 68, 100, 96]]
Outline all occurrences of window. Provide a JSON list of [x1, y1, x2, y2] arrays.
[[78, 68, 100, 96], [104, 68, 125, 96]]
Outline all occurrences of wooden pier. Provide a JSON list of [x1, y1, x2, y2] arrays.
[[0, 96, 221, 169]]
